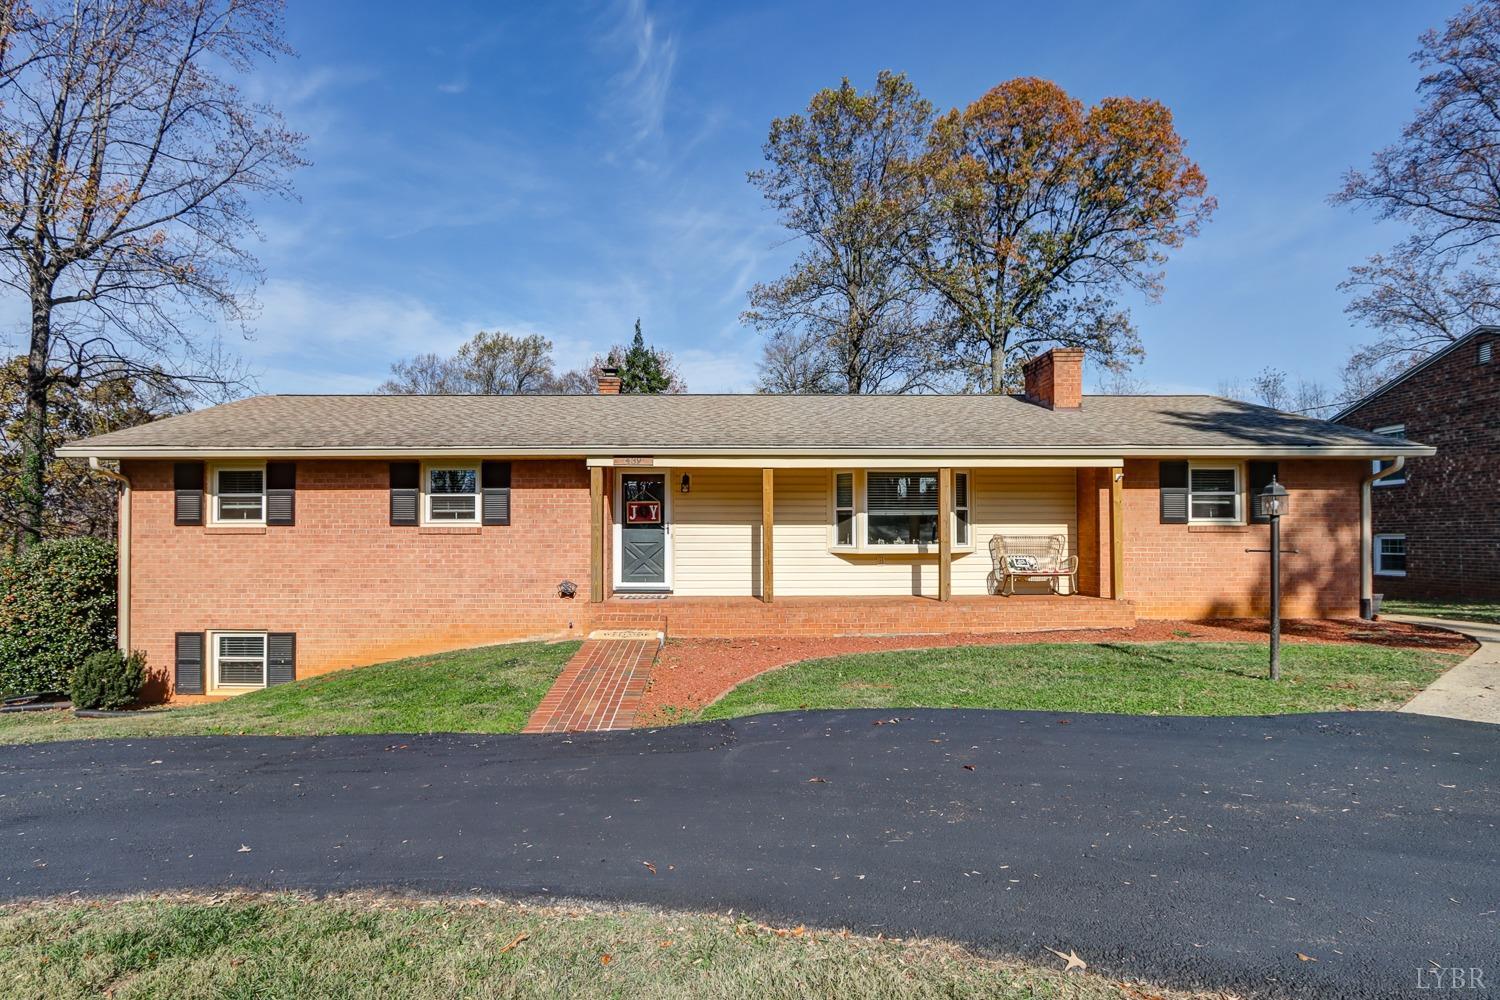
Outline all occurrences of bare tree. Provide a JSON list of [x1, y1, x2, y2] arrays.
[[379, 331, 612, 395], [377, 353, 464, 395], [745, 72, 940, 394], [1095, 368, 1151, 394], [1334, 1, 1500, 386], [0, 0, 306, 548], [756, 328, 835, 393]]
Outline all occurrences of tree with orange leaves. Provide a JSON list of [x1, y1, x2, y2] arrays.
[[914, 78, 1214, 393]]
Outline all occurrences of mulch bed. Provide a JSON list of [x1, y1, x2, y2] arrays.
[[638, 617, 1476, 723]]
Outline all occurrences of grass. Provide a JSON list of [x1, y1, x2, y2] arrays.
[[0, 640, 578, 745], [699, 641, 1460, 720], [0, 894, 1214, 1000], [1382, 598, 1500, 626]]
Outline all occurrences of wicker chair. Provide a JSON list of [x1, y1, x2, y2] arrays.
[[988, 534, 1079, 596]]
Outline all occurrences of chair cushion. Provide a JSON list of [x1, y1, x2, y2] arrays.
[[1005, 555, 1039, 572]]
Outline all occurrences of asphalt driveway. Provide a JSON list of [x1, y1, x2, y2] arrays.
[[2, 710, 1495, 998]]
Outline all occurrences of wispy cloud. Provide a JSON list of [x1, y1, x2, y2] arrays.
[[604, 0, 678, 146], [437, 79, 469, 95]]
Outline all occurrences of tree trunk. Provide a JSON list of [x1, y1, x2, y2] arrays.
[[19, 287, 52, 551], [989, 338, 1006, 394]]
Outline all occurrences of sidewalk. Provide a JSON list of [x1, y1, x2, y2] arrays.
[[1386, 614, 1500, 724]]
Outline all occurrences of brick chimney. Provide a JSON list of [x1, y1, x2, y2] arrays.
[[1021, 348, 1084, 410], [597, 367, 622, 395]]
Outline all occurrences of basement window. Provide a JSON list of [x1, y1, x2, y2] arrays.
[[212, 632, 267, 691]]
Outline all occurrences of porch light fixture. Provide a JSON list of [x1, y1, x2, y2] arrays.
[[680, 473, 691, 494], [558, 580, 578, 599]]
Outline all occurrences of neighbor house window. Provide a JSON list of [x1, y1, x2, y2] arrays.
[[212, 466, 265, 524], [213, 632, 267, 690], [1188, 465, 1241, 523], [1374, 534, 1407, 576], [833, 472, 855, 547], [1480, 340, 1494, 364], [425, 464, 479, 523], [1372, 425, 1407, 486]]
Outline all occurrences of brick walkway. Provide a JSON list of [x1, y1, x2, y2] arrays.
[[522, 631, 660, 733]]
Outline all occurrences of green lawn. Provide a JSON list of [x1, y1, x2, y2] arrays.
[[0, 640, 578, 745], [699, 641, 1460, 721], [1382, 598, 1500, 626], [0, 895, 1212, 1000]]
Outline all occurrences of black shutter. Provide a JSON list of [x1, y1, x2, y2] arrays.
[[175, 632, 205, 695], [390, 462, 419, 525], [1159, 460, 1189, 524], [174, 462, 205, 526], [1248, 461, 1279, 523], [266, 462, 296, 526], [482, 461, 511, 526], [267, 632, 296, 685]]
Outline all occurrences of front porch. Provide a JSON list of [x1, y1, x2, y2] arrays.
[[589, 594, 1136, 638]]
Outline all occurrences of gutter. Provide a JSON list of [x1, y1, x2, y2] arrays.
[[1360, 456, 1405, 620], [86, 457, 132, 654]]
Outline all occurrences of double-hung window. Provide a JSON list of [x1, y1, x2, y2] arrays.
[[1188, 466, 1241, 523], [425, 465, 479, 523], [213, 466, 265, 524], [1372, 425, 1407, 485], [1374, 534, 1407, 576], [214, 632, 267, 689], [834, 473, 856, 547]]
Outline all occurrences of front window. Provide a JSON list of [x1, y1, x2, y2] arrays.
[[214, 467, 265, 523], [866, 472, 939, 545], [426, 465, 479, 523], [1374, 534, 1407, 576], [1189, 466, 1241, 523], [1372, 425, 1407, 486], [834, 472, 855, 547], [214, 633, 266, 689]]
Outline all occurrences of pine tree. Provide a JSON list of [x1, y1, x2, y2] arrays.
[[615, 320, 677, 394]]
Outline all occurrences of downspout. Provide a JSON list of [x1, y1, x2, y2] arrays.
[[88, 457, 131, 653], [1360, 456, 1405, 620]]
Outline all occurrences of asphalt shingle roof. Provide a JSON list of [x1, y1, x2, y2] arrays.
[[54, 393, 1432, 458]]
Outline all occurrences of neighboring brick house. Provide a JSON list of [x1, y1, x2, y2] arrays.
[[59, 349, 1429, 702], [1334, 327, 1500, 602]]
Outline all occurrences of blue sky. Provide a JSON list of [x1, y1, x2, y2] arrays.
[[226, 0, 1450, 395]]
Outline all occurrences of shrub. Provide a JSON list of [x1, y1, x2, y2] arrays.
[[71, 649, 145, 710], [0, 536, 117, 695]]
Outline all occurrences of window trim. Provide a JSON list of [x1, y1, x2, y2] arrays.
[[209, 631, 268, 693], [829, 469, 976, 554], [208, 463, 267, 526], [1187, 462, 1243, 525], [421, 461, 481, 525], [1371, 425, 1408, 486], [1373, 533, 1407, 577]]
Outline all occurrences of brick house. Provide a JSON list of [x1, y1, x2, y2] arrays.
[[1334, 326, 1500, 602], [59, 349, 1430, 701]]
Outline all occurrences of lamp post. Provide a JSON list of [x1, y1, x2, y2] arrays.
[[1261, 477, 1290, 682]]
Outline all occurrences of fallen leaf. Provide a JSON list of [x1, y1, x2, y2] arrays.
[[236, 845, 252, 853], [1056, 719, 1071, 726], [600, 954, 612, 965], [962, 764, 977, 772], [806, 777, 827, 783], [1297, 952, 1318, 963], [658, 940, 673, 949], [498, 932, 528, 953], [641, 861, 657, 875], [1045, 947, 1087, 972]]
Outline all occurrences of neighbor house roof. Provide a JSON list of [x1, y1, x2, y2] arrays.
[[1331, 325, 1497, 423], [54, 392, 1434, 461]]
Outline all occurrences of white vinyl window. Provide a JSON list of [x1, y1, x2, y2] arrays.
[[425, 465, 479, 523], [1374, 534, 1407, 577], [1188, 465, 1241, 523], [1372, 425, 1407, 486], [831, 471, 972, 550], [212, 466, 265, 524], [833, 472, 855, 548], [213, 632, 267, 690]]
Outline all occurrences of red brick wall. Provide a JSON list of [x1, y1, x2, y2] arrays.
[[1119, 458, 1363, 619], [124, 458, 591, 701], [1337, 330, 1500, 599]]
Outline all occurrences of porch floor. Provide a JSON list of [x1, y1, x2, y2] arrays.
[[590, 594, 1136, 639]]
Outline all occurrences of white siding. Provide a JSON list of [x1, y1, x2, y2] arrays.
[[667, 467, 1077, 597], [670, 468, 762, 596]]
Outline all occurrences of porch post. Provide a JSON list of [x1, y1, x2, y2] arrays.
[[938, 467, 953, 601], [590, 466, 605, 603], [1109, 466, 1125, 599], [761, 468, 775, 603]]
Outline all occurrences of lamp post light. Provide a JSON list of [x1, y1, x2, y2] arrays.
[[1261, 477, 1290, 682]]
